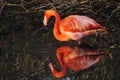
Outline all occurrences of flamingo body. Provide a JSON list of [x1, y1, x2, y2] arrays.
[[59, 15, 104, 41], [43, 10, 107, 44]]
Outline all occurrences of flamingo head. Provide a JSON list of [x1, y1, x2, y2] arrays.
[[49, 63, 54, 72], [43, 10, 55, 26], [49, 62, 67, 78]]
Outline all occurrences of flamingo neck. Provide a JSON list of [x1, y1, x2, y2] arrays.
[[49, 63, 67, 78], [52, 11, 69, 41], [49, 51, 67, 78]]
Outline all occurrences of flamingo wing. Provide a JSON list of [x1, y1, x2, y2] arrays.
[[59, 15, 106, 41], [64, 55, 102, 71], [59, 15, 101, 33]]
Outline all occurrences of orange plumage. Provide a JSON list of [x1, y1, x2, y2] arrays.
[[43, 10, 107, 44], [49, 46, 109, 78]]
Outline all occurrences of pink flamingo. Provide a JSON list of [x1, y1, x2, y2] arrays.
[[49, 46, 109, 78], [43, 10, 107, 44]]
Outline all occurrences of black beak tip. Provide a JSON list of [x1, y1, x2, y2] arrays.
[[44, 26, 48, 30]]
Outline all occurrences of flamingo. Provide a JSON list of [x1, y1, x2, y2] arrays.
[[49, 46, 109, 78], [43, 10, 107, 44]]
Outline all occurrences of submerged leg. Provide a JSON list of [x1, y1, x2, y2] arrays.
[[78, 41, 81, 45]]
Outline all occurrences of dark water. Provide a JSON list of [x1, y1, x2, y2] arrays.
[[0, 31, 120, 80], [0, 0, 120, 79]]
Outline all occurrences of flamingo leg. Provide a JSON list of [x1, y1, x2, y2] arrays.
[[93, 31, 98, 44], [78, 41, 82, 45]]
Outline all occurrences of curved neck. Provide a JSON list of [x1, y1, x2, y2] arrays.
[[52, 11, 69, 41], [50, 51, 67, 78]]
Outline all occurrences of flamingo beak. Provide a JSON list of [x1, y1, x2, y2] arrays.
[[43, 16, 47, 26], [43, 16, 48, 29], [44, 26, 48, 30]]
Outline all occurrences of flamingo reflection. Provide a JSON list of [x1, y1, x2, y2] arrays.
[[49, 45, 109, 78]]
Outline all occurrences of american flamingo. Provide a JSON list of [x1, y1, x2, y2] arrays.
[[49, 46, 109, 78], [43, 10, 107, 44]]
